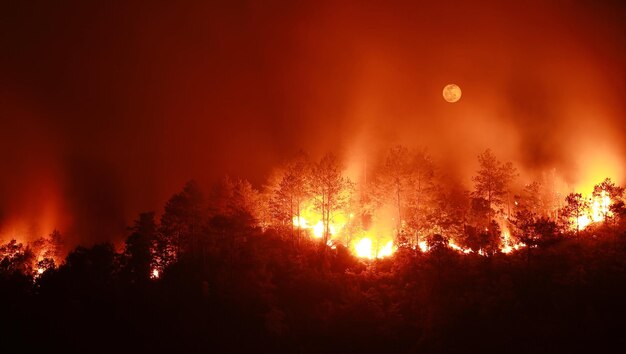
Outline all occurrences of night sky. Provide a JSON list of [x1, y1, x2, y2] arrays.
[[1, 1, 625, 245]]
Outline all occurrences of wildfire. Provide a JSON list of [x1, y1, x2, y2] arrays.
[[289, 196, 528, 258], [377, 240, 394, 258], [355, 238, 374, 259], [576, 214, 593, 230], [294, 218, 339, 239], [313, 221, 324, 238], [285, 173, 622, 260], [151, 268, 160, 279], [571, 190, 612, 231], [291, 200, 347, 239], [353, 238, 395, 259], [591, 190, 611, 222], [449, 241, 472, 254], [500, 229, 526, 254], [292, 216, 310, 229], [291, 203, 396, 259]]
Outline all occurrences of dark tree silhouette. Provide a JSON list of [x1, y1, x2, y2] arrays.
[[0, 240, 34, 276], [472, 149, 517, 221], [159, 180, 206, 263], [123, 212, 157, 282], [511, 208, 559, 265], [428, 179, 468, 245], [29, 229, 64, 273]]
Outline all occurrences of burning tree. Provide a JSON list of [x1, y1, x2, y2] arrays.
[[592, 178, 625, 226], [554, 179, 625, 233], [30, 229, 64, 273], [374, 146, 436, 247], [468, 149, 518, 253], [560, 193, 590, 234], [0, 239, 35, 276], [272, 152, 312, 244], [310, 153, 353, 252]]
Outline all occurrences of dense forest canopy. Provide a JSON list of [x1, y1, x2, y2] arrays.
[[5, 146, 624, 271], [3, 146, 626, 353]]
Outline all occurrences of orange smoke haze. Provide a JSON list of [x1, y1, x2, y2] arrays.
[[1, 1, 625, 247]]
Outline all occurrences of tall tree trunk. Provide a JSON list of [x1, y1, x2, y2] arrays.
[[296, 198, 301, 248], [290, 195, 294, 245]]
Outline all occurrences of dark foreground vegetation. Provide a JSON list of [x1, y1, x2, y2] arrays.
[[3, 224, 626, 353]]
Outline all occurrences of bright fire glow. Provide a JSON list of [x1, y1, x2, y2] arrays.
[[353, 238, 395, 259], [571, 190, 612, 231], [500, 228, 526, 254], [294, 206, 396, 259], [449, 241, 472, 254], [377, 240, 394, 258], [292, 216, 309, 229], [576, 214, 592, 230], [285, 178, 619, 259], [151, 268, 160, 279], [591, 190, 611, 222], [313, 221, 324, 238], [355, 238, 373, 259], [291, 201, 345, 239]]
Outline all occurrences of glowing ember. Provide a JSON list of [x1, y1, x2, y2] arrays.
[[418, 241, 429, 253], [151, 268, 160, 279], [576, 214, 593, 230], [500, 243, 526, 254], [500, 229, 526, 254], [449, 241, 472, 254]]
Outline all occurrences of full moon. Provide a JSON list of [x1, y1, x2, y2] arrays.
[[443, 84, 462, 103]]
